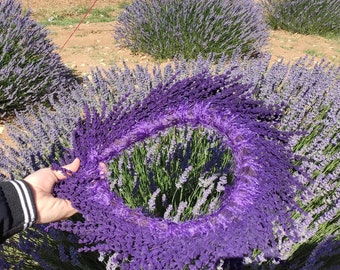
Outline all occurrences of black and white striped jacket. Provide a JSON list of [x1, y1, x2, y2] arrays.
[[0, 180, 37, 243]]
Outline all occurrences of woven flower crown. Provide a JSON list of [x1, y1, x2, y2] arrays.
[[52, 71, 302, 269]]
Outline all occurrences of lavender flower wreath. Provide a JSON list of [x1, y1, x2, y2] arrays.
[[52, 70, 302, 269]]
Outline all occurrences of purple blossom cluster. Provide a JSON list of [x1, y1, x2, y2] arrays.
[[0, 54, 339, 268], [50, 70, 302, 268], [0, 0, 76, 119], [115, 0, 268, 60]]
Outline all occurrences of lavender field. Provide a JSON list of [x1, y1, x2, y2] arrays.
[[0, 0, 339, 269]]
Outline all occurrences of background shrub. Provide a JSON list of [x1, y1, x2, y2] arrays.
[[0, 0, 77, 120], [261, 0, 340, 36], [114, 0, 269, 60], [0, 55, 339, 268]]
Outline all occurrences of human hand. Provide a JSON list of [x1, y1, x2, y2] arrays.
[[24, 158, 80, 224]]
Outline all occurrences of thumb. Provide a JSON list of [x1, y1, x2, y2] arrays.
[[54, 158, 80, 180]]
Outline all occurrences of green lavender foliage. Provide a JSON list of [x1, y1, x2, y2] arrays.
[[0, 222, 105, 270], [261, 0, 340, 36], [109, 126, 234, 221], [115, 0, 269, 60]]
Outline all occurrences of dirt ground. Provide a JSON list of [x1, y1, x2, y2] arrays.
[[1, 0, 339, 139], [46, 22, 157, 76], [44, 22, 340, 77], [21, 0, 122, 10]]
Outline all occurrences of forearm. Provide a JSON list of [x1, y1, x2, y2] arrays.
[[0, 180, 37, 243]]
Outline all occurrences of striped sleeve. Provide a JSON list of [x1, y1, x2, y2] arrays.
[[0, 180, 37, 243]]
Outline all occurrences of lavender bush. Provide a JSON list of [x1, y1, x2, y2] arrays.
[[0, 54, 339, 269], [109, 126, 235, 222], [0, 0, 77, 120], [0, 224, 104, 270], [114, 0, 269, 60], [261, 0, 340, 36]]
